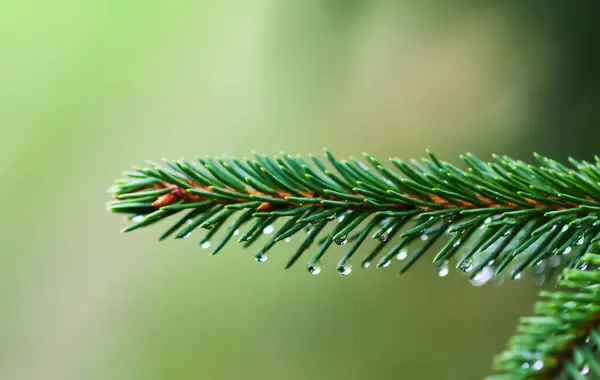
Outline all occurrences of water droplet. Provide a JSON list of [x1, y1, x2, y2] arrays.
[[521, 362, 530, 369], [420, 234, 428, 241], [586, 336, 591, 343], [284, 237, 291, 243], [594, 220, 600, 227], [453, 239, 461, 247], [186, 219, 194, 225], [396, 251, 408, 260], [550, 224, 557, 232], [484, 217, 492, 224], [513, 271, 522, 280], [263, 225, 274, 235], [326, 215, 336, 221], [502, 230, 510, 237], [201, 241, 211, 249], [578, 261, 588, 270], [487, 259, 495, 265], [334, 236, 348, 246], [233, 229, 240, 236], [182, 232, 192, 239], [380, 228, 393, 242], [442, 214, 456, 223], [337, 215, 345, 222], [255, 252, 268, 263], [132, 215, 144, 222], [532, 260, 546, 274], [362, 261, 371, 269], [563, 246, 572, 255], [437, 261, 449, 277], [533, 272, 546, 285], [470, 266, 494, 287], [532, 360, 544, 371], [382, 260, 391, 268], [308, 262, 322, 275], [576, 236, 585, 246], [561, 225, 569, 232], [458, 258, 474, 272], [581, 365, 590, 375], [337, 263, 352, 275]]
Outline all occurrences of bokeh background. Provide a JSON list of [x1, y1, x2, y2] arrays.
[[2, 2, 600, 379]]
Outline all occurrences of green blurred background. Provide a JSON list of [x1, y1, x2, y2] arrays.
[[2, 2, 600, 379]]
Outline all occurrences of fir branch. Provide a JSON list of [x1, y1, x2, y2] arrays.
[[108, 150, 600, 278], [108, 150, 600, 378], [491, 253, 600, 379]]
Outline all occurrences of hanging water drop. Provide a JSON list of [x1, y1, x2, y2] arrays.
[[484, 217, 492, 224], [382, 260, 391, 268], [284, 237, 291, 243], [532, 360, 544, 371], [380, 228, 393, 242], [263, 225, 274, 235], [561, 225, 569, 232], [578, 261, 588, 270], [512, 271, 522, 280], [337, 263, 352, 275], [521, 362, 530, 369], [308, 262, 322, 275], [132, 215, 144, 222], [437, 261, 449, 277], [255, 252, 268, 263], [396, 251, 408, 260], [453, 239, 461, 247], [470, 266, 494, 287], [362, 261, 371, 269], [337, 215, 345, 222], [575, 236, 585, 246], [442, 213, 456, 223], [326, 215, 336, 221], [548, 256, 561, 268], [334, 235, 348, 246], [186, 219, 194, 225], [532, 260, 546, 274], [458, 258, 474, 272], [420, 234, 428, 241], [502, 230, 510, 237], [581, 365, 590, 375], [201, 241, 211, 249], [563, 246, 572, 255], [233, 229, 240, 236]]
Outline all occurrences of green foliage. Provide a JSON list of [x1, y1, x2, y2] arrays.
[[107, 150, 600, 378]]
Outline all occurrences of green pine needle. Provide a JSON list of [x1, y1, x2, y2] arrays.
[[107, 150, 600, 378]]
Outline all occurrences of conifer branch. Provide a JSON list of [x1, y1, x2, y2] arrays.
[[491, 253, 600, 379], [107, 150, 600, 378]]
